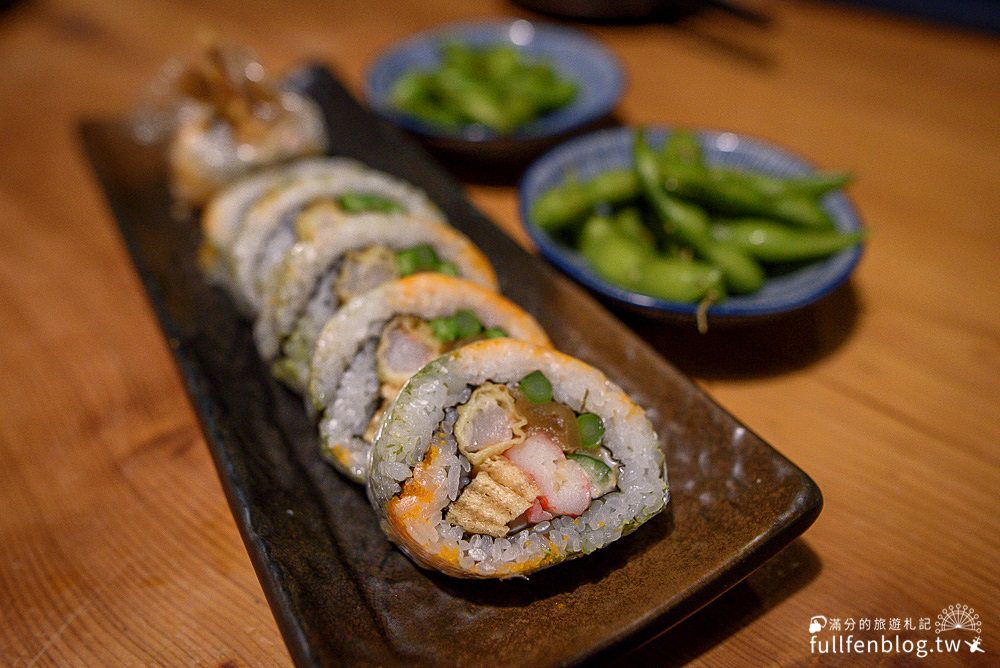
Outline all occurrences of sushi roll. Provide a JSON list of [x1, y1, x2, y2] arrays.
[[367, 339, 668, 579], [227, 160, 442, 313], [134, 41, 327, 207], [169, 87, 326, 207], [199, 157, 355, 291], [308, 274, 550, 483], [256, 206, 498, 392]]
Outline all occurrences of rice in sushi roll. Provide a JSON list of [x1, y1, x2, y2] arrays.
[[367, 339, 668, 579], [226, 160, 442, 313], [308, 274, 550, 483], [199, 157, 355, 292], [256, 207, 497, 392]]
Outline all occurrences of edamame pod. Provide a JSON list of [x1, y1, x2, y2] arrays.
[[636, 130, 763, 293], [698, 241, 765, 294], [662, 129, 705, 168], [767, 195, 835, 229], [712, 167, 852, 199], [613, 207, 656, 249], [634, 132, 711, 245], [710, 219, 866, 262], [633, 257, 724, 302], [581, 233, 653, 288], [531, 169, 640, 232], [659, 157, 834, 228], [588, 169, 641, 205], [390, 39, 578, 135], [579, 214, 617, 248]]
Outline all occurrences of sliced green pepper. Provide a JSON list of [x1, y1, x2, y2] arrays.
[[519, 370, 553, 404], [337, 192, 405, 214], [576, 412, 605, 448], [396, 244, 439, 276]]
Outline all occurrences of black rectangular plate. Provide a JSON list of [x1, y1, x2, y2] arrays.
[[79, 65, 821, 667]]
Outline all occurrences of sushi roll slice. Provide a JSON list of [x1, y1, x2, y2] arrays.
[[255, 206, 498, 392], [367, 339, 668, 579], [169, 86, 326, 207], [134, 41, 327, 208], [227, 161, 442, 313], [308, 275, 550, 483], [199, 157, 354, 291]]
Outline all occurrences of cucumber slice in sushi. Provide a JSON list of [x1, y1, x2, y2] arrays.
[[367, 339, 669, 579], [307, 275, 550, 484]]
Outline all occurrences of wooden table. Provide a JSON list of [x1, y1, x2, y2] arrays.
[[2, 0, 997, 665]]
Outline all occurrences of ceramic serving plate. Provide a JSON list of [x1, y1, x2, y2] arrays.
[[80, 65, 821, 667]]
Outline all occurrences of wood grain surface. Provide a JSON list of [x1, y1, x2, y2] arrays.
[[1, 0, 997, 666]]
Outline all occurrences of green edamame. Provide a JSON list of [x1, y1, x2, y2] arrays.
[[579, 212, 723, 302], [697, 240, 765, 294], [634, 132, 711, 245], [636, 131, 764, 293], [531, 168, 640, 232], [633, 256, 725, 302], [662, 129, 705, 168], [659, 157, 834, 228], [712, 167, 851, 199], [710, 219, 866, 262], [581, 232, 653, 288], [390, 39, 578, 135], [613, 207, 656, 249]]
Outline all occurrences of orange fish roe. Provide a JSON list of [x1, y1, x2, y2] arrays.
[[387, 446, 443, 526], [326, 444, 354, 469]]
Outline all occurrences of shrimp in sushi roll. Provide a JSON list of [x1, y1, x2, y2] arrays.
[[367, 339, 668, 579]]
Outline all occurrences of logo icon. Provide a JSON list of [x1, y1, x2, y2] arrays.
[[935, 604, 982, 634], [965, 637, 985, 654], [809, 615, 828, 634]]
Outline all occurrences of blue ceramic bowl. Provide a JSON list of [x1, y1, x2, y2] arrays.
[[364, 19, 624, 159], [519, 126, 865, 321]]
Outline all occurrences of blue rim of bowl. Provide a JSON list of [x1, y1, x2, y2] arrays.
[[519, 126, 866, 319], [364, 19, 625, 144]]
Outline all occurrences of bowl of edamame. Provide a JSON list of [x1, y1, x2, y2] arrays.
[[364, 20, 624, 159], [519, 126, 866, 328]]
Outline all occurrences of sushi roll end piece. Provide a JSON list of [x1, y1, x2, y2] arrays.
[[134, 40, 328, 208]]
